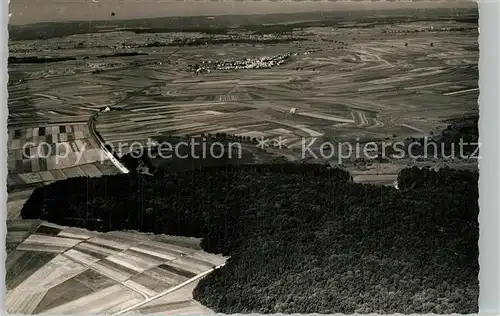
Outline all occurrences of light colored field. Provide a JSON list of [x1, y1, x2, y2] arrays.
[[91, 31, 477, 163], [5, 254, 86, 314], [6, 122, 119, 204], [5, 220, 227, 314], [58, 227, 100, 240], [352, 174, 398, 185], [107, 250, 163, 273], [131, 278, 214, 314], [7, 197, 30, 220], [346, 160, 478, 186], [17, 234, 82, 253], [43, 284, 144, 314], [75, 242, 121, 258], [168, 256, 216, 275]]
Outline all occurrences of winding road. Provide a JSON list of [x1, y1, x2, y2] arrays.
[[88, 110, 130, 174]]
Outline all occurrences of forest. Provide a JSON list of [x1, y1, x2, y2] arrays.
[[21, 163, 478, 314], [404, 114, 479, 157], [398, 165, 478, 190]]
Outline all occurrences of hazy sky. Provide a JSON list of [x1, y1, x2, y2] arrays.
[[9, 0, 477, 25]]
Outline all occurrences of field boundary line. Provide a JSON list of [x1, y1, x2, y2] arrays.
[[114, 263, 226, 314], [59, 253, 149, 301]]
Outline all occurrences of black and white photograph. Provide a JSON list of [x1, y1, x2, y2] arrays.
[[5, 0, 481, 314]]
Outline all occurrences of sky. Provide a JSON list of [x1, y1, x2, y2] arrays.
[[9, 0, 477, 25]]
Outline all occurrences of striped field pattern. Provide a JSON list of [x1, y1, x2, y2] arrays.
[[5, 220, 226, 314]]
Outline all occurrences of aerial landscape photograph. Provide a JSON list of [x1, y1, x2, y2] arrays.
[[6, 0, 479, 314]]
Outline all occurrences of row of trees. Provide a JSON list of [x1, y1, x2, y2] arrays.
[[21, 164, 478, 314], [403, 115, 479, 158], [398, 166, 478, 190], [196, 132, 287, 149], [200, 132, 259, 144]]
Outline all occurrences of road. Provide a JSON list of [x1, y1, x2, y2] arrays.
[[87, 110, 130, 174]]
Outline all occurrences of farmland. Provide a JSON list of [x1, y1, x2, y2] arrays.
[[89, 19, 478, 180], [9, 17, 479, 168], [90, 27, 478, 151], [7, 7, 478, 314], [5, 220, 226, 314], [6, 122, 119, 219]]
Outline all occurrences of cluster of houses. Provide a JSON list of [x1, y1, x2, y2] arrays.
[[191, 54, 293, 73], [191, 50, 319, 73], [383, 27, 472, 34]]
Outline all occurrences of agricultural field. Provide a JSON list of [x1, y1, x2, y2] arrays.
[[5, 220, 226, 314], [90, 20, 478, 180], [6, 122, 119, 219], [7, 60, 130, 218], [95, 30, 479, 152], [7, 8, 479, 314]]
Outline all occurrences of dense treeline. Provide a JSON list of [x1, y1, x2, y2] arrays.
[[442, 115, 479, 144], [96, 52, 148, 58], [405, 115, 479, 158], [140, 37, 307, 48], [115, 149, 155, 174], [21, 165, 478, 313], [398, 166, 479, 190], [8, 53, 149, 65], [8, 56, 77, 64]]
